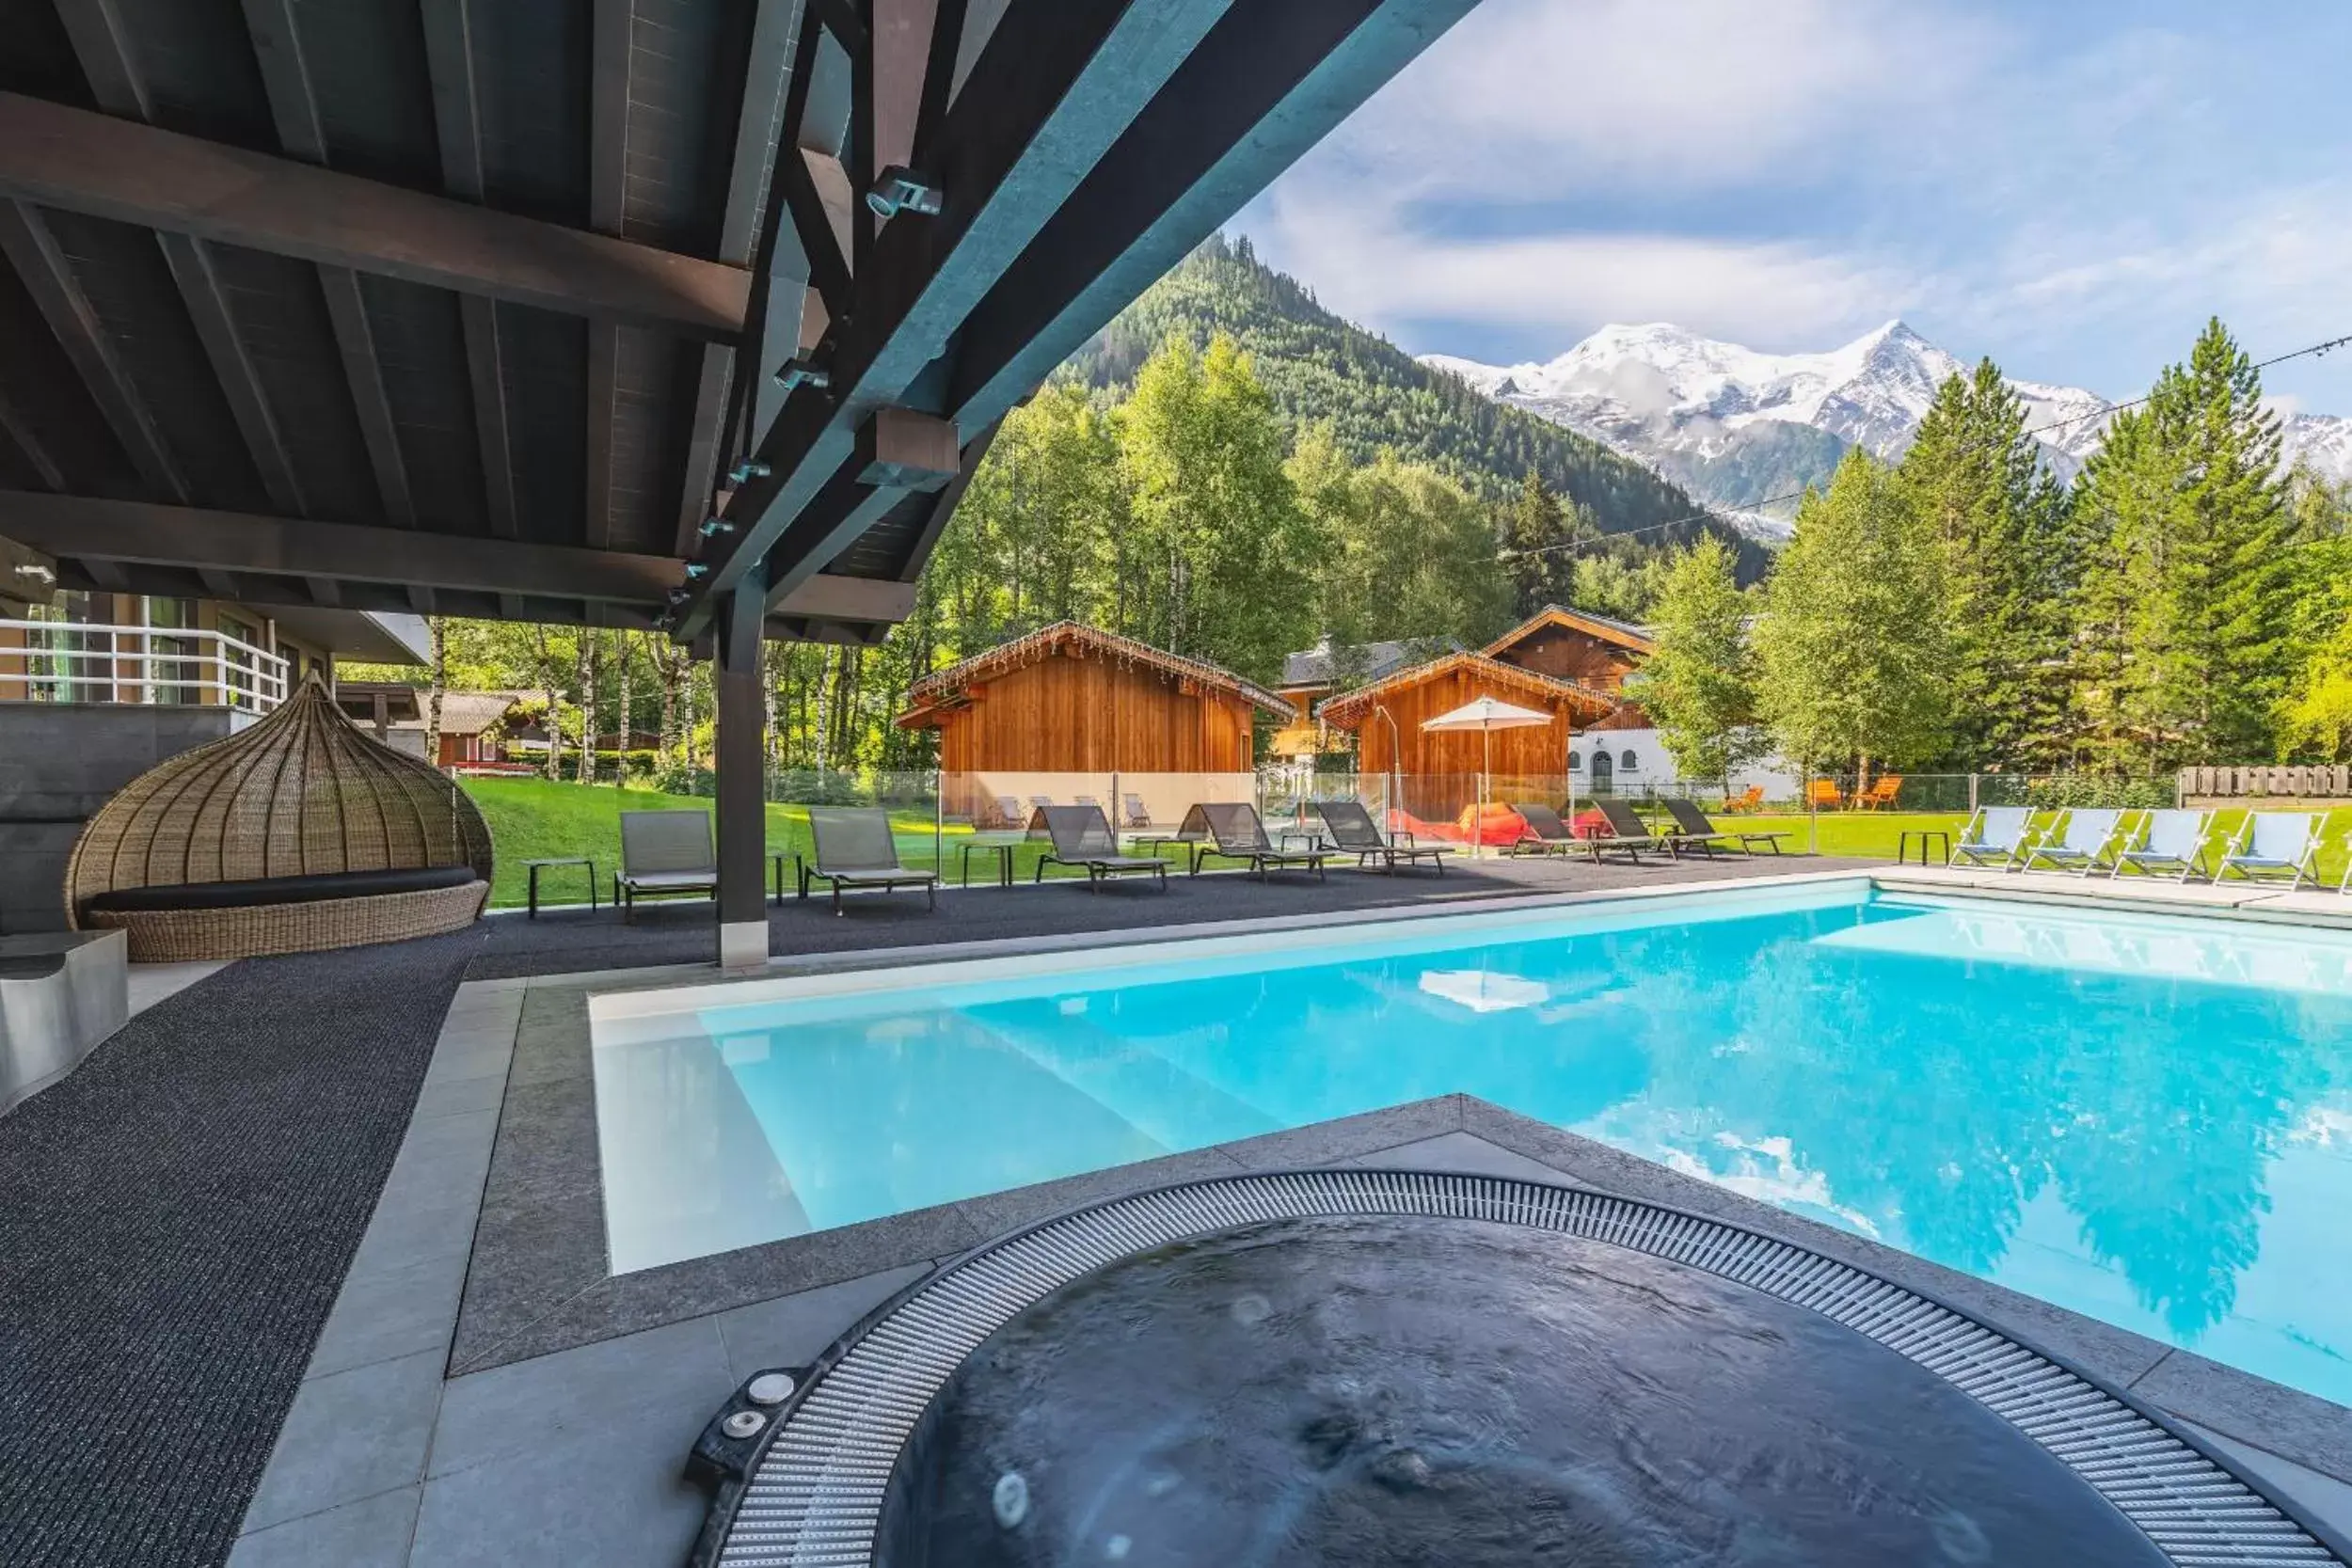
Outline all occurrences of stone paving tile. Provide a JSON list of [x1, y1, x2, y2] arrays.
[[409, 1070, 506, 1120], [227, 1484, 419, 1568], [1216, 1096, 1465, 1168], [2135, 1349, 2352, 1485], [306, 1243, 469, 1379], [712, 1262, 936, 1384], [409, 1397, 714, 1568], [241, 1350, 444, 1532], [1345, 1130, 1591, 1186], [429, 1316, 732, 1481]]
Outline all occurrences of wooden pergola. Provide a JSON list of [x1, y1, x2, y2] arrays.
[[0, 0, 1478, 961]]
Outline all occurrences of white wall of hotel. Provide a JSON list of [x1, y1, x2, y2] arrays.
[[1568, 725, 1802, 800]]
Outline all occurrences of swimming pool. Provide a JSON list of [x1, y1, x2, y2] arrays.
[[589, 880, 2352, 1405]]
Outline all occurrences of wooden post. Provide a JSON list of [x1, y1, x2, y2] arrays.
[[716, 567, 770, 969]]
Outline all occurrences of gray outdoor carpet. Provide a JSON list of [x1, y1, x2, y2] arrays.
[[0, 928, 482, 1568], [468, 851, 1858, 980]]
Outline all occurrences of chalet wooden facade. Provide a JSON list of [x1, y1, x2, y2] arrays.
[[1483, 605, 1656, 693], [898, 623, 1290, 825], [1316, 652, 1613, 793]]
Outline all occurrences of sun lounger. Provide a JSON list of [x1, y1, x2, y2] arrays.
[[994, 795, 1026, 830], [1855, 776, 1903, 811], [1947, 806, 2034, 870], [615, 809, 718, 921], [1122, 793, 1152, 831], [1179, 802, 1325, 880], [804, 808, 938, 915], [1032, 804, 1168, 892], [1660, 797, 1790, 856], [2018, 807, 2126, 876], [2109, 809, 2212, 882], [1311, 800, 1451, 874], [1027, 794, 1053, 819], [1722, 785, 1764, 814], [2215, 812, 2321, 890], [1507, 802, 1583, 857], [1805, 780, 1844, 811], [1538, 799, 1659, 864]]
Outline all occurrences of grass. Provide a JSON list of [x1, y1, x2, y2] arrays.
[[458, 776, 1181, 908], [458, 779, 2352, 910]]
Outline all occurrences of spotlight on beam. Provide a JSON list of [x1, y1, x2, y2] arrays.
[[865, 166, 942, 219], [773, 358, 832, 394], [684, 562, 711, 579], [700, 516, 736, 538], [727, 461, 770, 484]]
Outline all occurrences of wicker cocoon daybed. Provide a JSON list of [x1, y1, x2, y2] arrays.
[[65, 676, 494, 961]]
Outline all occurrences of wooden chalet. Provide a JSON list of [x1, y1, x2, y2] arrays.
[[1484, 605, 1656, 693], [897, 623, 1290, 827], [1315, 651, 1613, 813]]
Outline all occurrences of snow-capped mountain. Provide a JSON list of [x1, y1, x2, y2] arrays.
[[1423, 322, 2349, 540]]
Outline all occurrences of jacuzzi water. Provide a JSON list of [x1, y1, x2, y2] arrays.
[[590, 881, 2352, 1405]]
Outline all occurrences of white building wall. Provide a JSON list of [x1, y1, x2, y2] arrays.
[[1567, 726, 1803, 802]]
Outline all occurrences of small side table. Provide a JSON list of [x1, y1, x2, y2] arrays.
[[1897, 829, 1951, 866], [959, 837, 1017, 888], [524, 857, 598, 917]]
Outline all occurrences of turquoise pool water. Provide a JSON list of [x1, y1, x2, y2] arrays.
[[591, 884, 2352, 1405]]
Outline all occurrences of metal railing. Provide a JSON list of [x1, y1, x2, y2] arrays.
[[0, 618, 290, 714]]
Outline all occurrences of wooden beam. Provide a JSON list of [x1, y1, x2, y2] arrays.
[[0, 91, 751, 341], [948, 0, 1483, 432], [51, 0, 145, 115], [239, 0, 417, 528], [673, 0, 802, 556], [0, 200, 188, 502], [585, 0, 630, 550], [304, 575, 342, 607], [0, 492, 914, 625], [158, 231, 307, 514], [685, 0, 1239, 631], [0, 387, 66, 491]]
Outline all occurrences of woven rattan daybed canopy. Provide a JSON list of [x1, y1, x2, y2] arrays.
[[65, 677, 493, 960]]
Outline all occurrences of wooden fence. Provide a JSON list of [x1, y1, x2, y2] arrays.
[[2178, 765, 2352, 799]]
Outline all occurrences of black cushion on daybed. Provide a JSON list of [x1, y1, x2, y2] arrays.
[[82, 864, 480, 915]]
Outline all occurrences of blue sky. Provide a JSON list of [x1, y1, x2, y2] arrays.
[[1238, 0, 2352, 413]]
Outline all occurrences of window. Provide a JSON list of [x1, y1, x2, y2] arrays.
[[1566, 750, 1582, 771], [1620, 751, 1639, 771]]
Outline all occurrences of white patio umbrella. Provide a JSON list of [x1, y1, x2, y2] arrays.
[[1421, 695, 1552, 857]]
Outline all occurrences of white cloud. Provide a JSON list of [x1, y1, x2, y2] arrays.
[[1260, 185, 1913, 351], [1314, 0, 1993, 198]]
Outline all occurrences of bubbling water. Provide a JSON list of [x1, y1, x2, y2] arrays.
[[874, 1215, 2172, 1567]]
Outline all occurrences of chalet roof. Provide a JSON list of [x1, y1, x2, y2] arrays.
[[1278, 635, 1463, 691], [1484, 604, 1657, 660], [898, 622, 1291, 728], [1315, 651, 1614, 729], [390, 690, 530, 737]]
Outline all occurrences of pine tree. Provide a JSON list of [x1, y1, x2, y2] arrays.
[[1499, 468, 1581, 614], [1753, 449, 1950, 785], [1626, 536, 1765, 780], [2073, 319, 2294, 769], [1897, 360, 2071, 768], [2276, 467, 2352, 759]]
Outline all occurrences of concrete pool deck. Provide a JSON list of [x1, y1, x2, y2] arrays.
[[226, 863, 2352, 1566]]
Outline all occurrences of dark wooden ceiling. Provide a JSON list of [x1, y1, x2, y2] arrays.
[[0, 0, 1480, 644]]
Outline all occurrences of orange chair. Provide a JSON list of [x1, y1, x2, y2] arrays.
[[1856, 776, 1904, 811], [1805, 780, 1844, 811], [1723, 785, 1765, 814]]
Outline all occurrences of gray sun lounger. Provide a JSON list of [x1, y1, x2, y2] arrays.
[[1507, 802, 1582, 857], [2019, 807, 2127, 877], [2109, 809, 2212, 882], [804, 807, 938, 915], [616, 809, 718, 921], [1180, 802, 1326, 880], [1311, 799, 1450, 874], [1660, 797, 1790, 856], [1122, 793, 1153, 831], [1032, 804, 1168, 892], [2215, 812, 2322, 891], [1586, 798, 1667, 863], [1948, 806, 2034, 870]]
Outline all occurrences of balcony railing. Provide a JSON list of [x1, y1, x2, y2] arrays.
[[0, 619, 290, 714]]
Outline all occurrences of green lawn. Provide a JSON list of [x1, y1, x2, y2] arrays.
[[459, 780, 2352, 909], [459, 777, 1180, 908], [1726, 806, 2352, 884]]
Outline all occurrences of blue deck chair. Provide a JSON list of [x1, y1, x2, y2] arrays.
[[2019, 808, 2127, 877], [2109, 809, 2212, 882], [2215, 812, 2321, 890], [1948, 805, 2034, 870]]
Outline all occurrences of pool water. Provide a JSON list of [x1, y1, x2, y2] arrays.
[[590, 883, 2352, 1405]]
